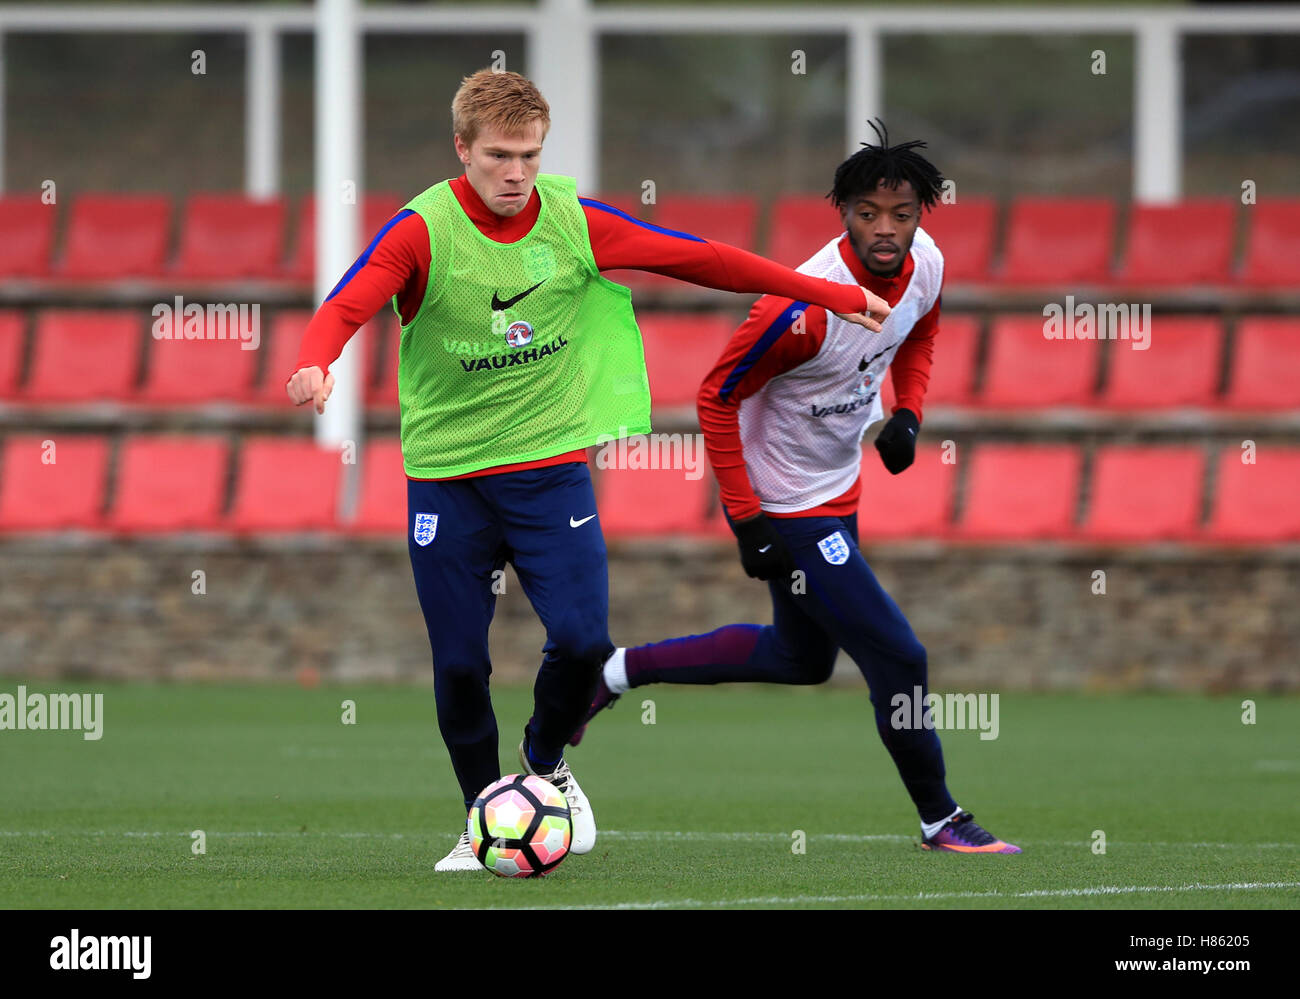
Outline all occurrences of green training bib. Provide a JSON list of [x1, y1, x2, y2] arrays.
[[394, 174, 651, 478]]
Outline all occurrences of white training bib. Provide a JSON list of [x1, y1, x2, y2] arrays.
[[739, 227, 944, 513]]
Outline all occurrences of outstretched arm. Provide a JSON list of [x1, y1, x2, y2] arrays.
[[582, 199, 889, 331]]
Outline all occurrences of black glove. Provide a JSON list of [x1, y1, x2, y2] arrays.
[[731, 514, 797, 582], [874, 407, 919, 475]]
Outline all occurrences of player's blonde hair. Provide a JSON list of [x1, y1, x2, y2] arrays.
[[451, 69, 551, 148]]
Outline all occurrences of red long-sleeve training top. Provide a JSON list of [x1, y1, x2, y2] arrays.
[[292, 175, 876, 481]]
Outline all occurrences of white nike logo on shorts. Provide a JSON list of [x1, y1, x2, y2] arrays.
[[570, 514, 596, 528], [758, 544, 772, 553]]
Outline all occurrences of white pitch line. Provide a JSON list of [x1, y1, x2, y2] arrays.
[[493, 881, 1300, 911], [0, 829, 1298, 850]]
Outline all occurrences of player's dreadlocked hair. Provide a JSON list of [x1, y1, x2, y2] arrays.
[[828, 119, 945, 212]]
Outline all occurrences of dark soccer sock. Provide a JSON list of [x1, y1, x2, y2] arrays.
[[523, 726, 563, 774]]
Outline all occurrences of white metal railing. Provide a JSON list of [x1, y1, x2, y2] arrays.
[[2, 2, 1299, 201]]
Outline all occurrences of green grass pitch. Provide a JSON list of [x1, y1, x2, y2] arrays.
[[2, 681, 1297, 909]]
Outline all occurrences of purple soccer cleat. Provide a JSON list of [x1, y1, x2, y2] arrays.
[[921, 811, 1021, 854], [567, 675, 619, 747]]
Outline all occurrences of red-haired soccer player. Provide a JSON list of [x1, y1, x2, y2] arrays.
[[286, 71, 891, 871]]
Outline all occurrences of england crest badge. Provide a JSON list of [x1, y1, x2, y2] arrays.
[[817, 530, 850, 565], [413, 512, 439, 546]]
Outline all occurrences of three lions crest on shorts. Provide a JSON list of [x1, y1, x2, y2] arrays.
[[817, 530, 850, 565], [413, 513, 439, 546]]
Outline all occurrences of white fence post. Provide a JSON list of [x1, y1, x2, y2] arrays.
[[246, 19, 280, 198], [530, 0, 597, 193], [316, 0, 363, 486], [0, 31, 6, 194], [847, 19, 882, 156], [1134, 15, 1181, 203]]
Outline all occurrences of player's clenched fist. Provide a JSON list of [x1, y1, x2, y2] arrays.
[[832, 285, 892, 334], [731, 513, 798, 582], [286, 365, 335, 414], [874, 407, 919, 474]]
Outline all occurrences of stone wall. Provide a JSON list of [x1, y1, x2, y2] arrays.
[[2, 538, 1296, 692]]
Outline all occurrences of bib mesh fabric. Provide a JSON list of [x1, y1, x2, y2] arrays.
[[395, 174, 651, 478]]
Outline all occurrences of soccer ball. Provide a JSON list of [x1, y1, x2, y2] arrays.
[[469, 774, 572, 877]]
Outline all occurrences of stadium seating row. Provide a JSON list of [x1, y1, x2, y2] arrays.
[[1, 435, 1296, 543], [606, 193, 1300, 287], [4, 192, 1300, 287], [0, 193, 403, 282], [0, 309, 391, 408], [2, 309, 1297, 412]]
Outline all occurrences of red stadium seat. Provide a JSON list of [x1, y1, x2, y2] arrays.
[[349, 437, 406, 534], [1114, 200, 1235, 286], [1079, 446, 1205, 541], [919, 198, 996, 282], [107, 435, 229, 533], [1222, 317, 1300, 411], [226, 437, 342, 532], [171, 194, 286, 280], [1206, 448, 1300, 542], [997, 197, 1115, 284], [639, 313, 732, 410], [597, 462, 719, 537], [0, 196, 55, 278], [1238, 199, 1300, 287], [953, 444, 1082, 540], [883, 313, 981, 413], [283, 193, 405, 281], [857, 444, 957, 540], [767, 194, 843, 268], [21, 310, 142, 403], [263, 310, 388, 409], [925, 314, 981, 405], [0, 311, 25, 398], [139, 309, 260, 404], [55, 194, 171, 280], [366, 312, 400, 409], [255, 310, 311, 407], [1099, 316, 1222, 409], [0, 434, 109, 530], [980, 315, 1099, 407]]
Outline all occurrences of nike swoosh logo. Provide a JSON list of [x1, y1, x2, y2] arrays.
[[570, 514, 596, 528], [758, 544, 773, 553], [859, 345, 890, 371], [491, 280, 546, 312]]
